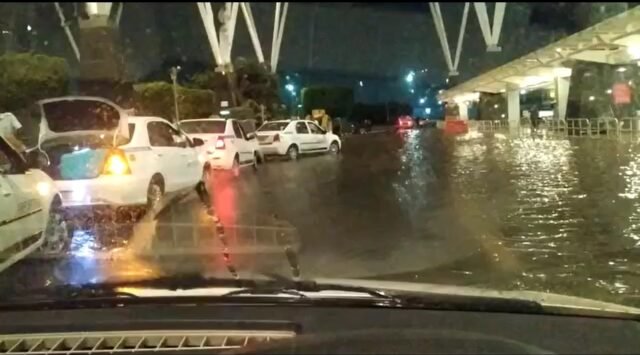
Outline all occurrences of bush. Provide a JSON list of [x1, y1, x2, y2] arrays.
[[133, 82, 216, 121], [0, 53, 69, 112]]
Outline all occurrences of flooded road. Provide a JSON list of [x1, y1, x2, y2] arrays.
[[3, 128, 640, 307]]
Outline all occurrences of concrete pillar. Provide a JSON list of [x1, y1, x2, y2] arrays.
[[458, 101, 469, 120], [507, 85, 520, 127], [554, 76, 570, 120]]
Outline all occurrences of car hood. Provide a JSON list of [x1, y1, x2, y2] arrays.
[[117, 277, 640, 316], [38, 96, 129, 145]]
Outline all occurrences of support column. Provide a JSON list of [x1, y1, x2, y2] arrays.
[[457, 101, 469, 120], [73, 3, 132, 107], [507, 85, 520, 132], [554, 76, 569, 120]]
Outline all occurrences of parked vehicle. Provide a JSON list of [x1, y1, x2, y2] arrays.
[[342, 119, 373, 135], [28, 97, 206, 220], [179, 118, 262, 177], [396, 115, 415, 129], [0, 136, 68, 273], [256, 120, 342, 160]]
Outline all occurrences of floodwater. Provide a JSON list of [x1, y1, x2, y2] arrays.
[[2, 128, 640, 307]]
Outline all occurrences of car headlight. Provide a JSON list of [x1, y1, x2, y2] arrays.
[[36, 182, 50, 197]]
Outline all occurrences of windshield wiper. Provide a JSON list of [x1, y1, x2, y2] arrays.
[[219, 276, 398, 303]]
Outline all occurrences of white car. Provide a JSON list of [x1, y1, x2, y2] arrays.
[[0, 136, 67, 273], [31, 96, 206, 218], [179, 118, 262, 176], [256, 120, 342, 160]]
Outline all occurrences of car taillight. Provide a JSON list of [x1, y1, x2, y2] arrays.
[[215, 137, 226, 149], [103, 149, 131, 175], [273, 134, 280, 142]]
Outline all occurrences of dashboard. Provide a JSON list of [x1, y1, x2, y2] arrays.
[[1, 303, 639, 354]]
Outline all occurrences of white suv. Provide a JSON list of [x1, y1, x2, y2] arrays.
[[0, 136, 67, 273], [31, 97, 206, 218], [180, 118, 262, 176], [256, 120, 342, 160]]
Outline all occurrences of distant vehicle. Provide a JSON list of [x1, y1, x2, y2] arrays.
[[179, 118, 262, 177], [28, 97, 207, 221], [0, 136, 67, 273], [256, 120, 342, 160], [344, 119, 373, 135], [396, 115, 415, 129]]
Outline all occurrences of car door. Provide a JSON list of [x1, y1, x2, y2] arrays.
[[147, 120, 185, 193], [231, 120, 252, 164], [307, 121, 329, 151], [0, 139, 44, 264], [167, 123, 200, 189], [293, 121, 313, 153]]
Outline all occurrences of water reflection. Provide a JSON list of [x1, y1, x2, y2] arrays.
[[417, 133, 640, 303]]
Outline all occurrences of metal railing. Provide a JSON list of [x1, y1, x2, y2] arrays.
[[469, 120, 510, 132]]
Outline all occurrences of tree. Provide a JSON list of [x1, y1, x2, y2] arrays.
[[0, 53, 69, 112], [188, 57, 281, 118], [301, 86, 354, 118], [133, 81, 216, 121]]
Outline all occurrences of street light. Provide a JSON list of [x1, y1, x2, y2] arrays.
[[419, 98, 425, 104], [405, 71, 415, 83], [169, 65, 181, 123]]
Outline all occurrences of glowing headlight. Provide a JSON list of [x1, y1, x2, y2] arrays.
[[36, 182, 50, 197]]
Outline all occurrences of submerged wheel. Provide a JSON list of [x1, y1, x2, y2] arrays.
[[287, 145, 299, 160]]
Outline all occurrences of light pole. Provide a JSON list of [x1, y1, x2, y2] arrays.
[[169, 65, 181, 123], [285, 83, 296, 116]]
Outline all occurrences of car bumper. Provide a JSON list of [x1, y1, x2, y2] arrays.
[[206, 151, 234, 170], [55, 174, 149, 208], [258, 142, 288, 156]]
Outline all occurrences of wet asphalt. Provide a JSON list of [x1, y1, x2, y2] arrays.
[[3, 127, 640, 307]]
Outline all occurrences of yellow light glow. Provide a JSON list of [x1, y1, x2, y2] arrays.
[[36, 182, 50, 197], [627, 45, 640, 59], [103, 152, 130, 175]]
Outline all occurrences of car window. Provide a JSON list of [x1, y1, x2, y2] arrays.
[[0, 138, 23, 175], [308, 122, 325, 134], [232, 121, 245, 139], [0, 147, 13, 174], [258, 122, 289, 131], [148, 121, 184, 147], [295, 122, 309, 134], [180, 120, 225, 134]]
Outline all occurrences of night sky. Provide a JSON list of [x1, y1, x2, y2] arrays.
[[15, 3, 636, 83], [116, 3, 630, 82]]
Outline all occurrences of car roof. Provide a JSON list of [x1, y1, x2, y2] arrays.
[[180, 118, 228, 123], [128, 116, 172, 124]]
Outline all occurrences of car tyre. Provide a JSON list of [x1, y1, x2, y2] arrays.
[[252, 152, 259, 171], [329, 141, 340, 154], [147, 177, 164, 214], [34, 202, 71, 259], [232, 155, 240, 177], [287, 145, 299, 161]]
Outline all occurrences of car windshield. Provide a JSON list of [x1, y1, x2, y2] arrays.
[[3, 2, 640, 317], [180, 120, 226, 134], [258, 122, 289, 131]]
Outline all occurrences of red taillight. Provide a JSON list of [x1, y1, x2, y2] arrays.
[[273, 134, 280, 142], [215, 137, 226, 149], [102, 149, 131, 175]]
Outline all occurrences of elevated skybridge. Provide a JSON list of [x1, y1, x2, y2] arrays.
[[439, 5, 640, 124]]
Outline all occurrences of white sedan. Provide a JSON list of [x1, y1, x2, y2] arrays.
[[256, 120, 342, 160], [179, 118, 262, 176], [31, 96, 206, 217], [0, 136, 67, 273]]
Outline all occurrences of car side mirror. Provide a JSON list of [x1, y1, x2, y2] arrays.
[[192, 138, 205, 147], [246, 132, 256, 140]]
